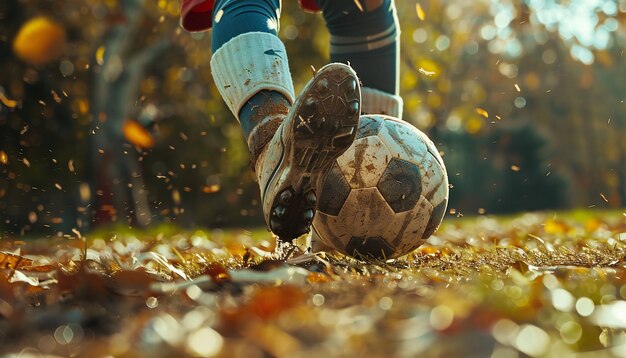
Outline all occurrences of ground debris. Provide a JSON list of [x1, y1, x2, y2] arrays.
[[1, 211, 625, 357]]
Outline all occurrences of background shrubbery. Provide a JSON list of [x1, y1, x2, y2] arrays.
[[0, 0, 625, 235]]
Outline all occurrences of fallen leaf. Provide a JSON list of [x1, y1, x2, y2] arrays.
[[416, 3, 426, 20], [95, 46, 106, 65], [0, 93, 19, 108], [108, 269, 159, 296], [0, 252, 33, 269], [202, 263, 231, 283], [475, 108, 489, 118], [123, 119, 154, 149]]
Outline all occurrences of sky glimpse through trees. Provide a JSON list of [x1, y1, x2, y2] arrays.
[[0, 0, 625, 235]]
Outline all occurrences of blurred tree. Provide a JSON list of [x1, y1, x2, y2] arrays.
[[0, 0, 624, 236], [0, 1, 81, 235], [90, 0, 170, 227], [395, 0, 626, 214]]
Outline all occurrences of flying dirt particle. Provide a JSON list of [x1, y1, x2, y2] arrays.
[[419, 67, 435, 76], [202, 185, 220, 194], [0, 93, 19, 108], [96, 46, 106, 65], [353, 0, 364, 12], [416, 3, 425, 20], [475, 108, 489, 118]]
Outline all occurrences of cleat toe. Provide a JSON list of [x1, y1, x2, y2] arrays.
[[301, 97, 317, 118], [279, 190, 293, 206], [316, 78, 329, 91], [347, 78, 357, 91], [270, 219, 282, 232], [273, 206, 286, 218], [261, 63, 360, 242], [306, 191, 317, 206], [348, 101, 359, 115]]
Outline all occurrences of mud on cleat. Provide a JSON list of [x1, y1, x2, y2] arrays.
[[210, 33, 361, 241], [256, 63, 361, 240]]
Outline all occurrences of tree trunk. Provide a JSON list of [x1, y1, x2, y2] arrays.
[[89, 0, 169, 227]]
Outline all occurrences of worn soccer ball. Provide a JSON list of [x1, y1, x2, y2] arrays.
[[312, 114, 449, 260]]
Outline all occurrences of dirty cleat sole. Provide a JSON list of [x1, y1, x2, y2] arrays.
[[264, 63, 361, 240]]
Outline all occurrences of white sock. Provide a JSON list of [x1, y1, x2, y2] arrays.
[[210, 32, 296, 121], [361, 87, 403, 119]]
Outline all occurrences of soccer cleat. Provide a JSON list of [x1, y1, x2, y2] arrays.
[[255, 63, 361, 240]]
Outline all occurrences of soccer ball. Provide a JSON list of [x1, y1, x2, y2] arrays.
[[312, 114, 448, 260]]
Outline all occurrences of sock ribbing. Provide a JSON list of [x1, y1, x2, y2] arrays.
[[210, 32, 295, 120], [361, 87, 403, 118]]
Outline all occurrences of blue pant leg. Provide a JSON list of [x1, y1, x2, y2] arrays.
[[211, 0, 282, 53], [315, 0, 400, 95], [211, 0, 290, 140]]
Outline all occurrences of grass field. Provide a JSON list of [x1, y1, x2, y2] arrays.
[[1, 210, 625, 357]]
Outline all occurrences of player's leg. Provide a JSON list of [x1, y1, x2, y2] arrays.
[[210, 0, 362, 240], [308, 0, 402, 253], [315, 0, 403, 118], [211, 0, 293, 152]]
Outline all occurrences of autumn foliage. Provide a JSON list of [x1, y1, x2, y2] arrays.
[[123, 119, 155, 149], [0, 211, 625, 356], [12, 17, 66, 66]]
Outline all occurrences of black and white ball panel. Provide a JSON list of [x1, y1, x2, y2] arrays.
[[313, 114, 449, 259], [317, 163, 351, 216], [313, 211, 351, 245], [378, 118, 429, 166], [355, 115, 383, 139], [423, 198, 447, 240], [384, 196, 433, 248], [345, 236, 394, 260], [336, 187, 397, 244], [418, 153, 447, 203], [336, 136, 390, 189], [417, 129, 447, 172], [377, 157, 423, 213]]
